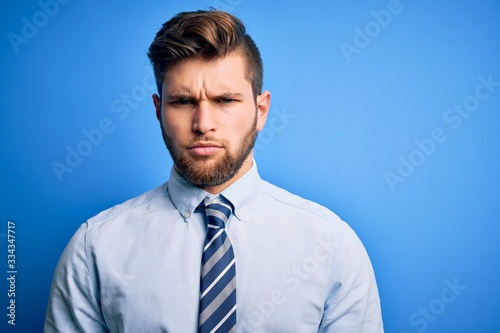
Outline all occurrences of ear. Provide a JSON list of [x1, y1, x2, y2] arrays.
[[256, 90, 271, 131], [152, 94, 161, 121]]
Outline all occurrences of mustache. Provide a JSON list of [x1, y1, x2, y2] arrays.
[[183, 136, 227, 148]]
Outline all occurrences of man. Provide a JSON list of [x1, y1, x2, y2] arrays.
[[44, 9, 383, 333]]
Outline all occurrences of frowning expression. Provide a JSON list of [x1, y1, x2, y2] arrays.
[[153, 52, 270, 193]]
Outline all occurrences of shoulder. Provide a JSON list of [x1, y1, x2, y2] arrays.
[[87, 182, 171, 228], [255, 179, 368, 271], [257, 179, 342, 223]]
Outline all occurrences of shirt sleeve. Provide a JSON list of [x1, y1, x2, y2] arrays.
[[44, 223, 108, 333], [318, 223, 384, 333]]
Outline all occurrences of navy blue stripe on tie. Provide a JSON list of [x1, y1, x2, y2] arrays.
[[199, 289, 237, 333], [200, 260, 236, 311], [203, 230, 226, 261]]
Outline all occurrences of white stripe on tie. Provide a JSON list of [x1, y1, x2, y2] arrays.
[[200, 258, 235, 298], [209, 305, 236, 333], [203, 228, 224, 252]]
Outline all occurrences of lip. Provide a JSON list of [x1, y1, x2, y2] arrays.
[[188, 142, 223, 156]]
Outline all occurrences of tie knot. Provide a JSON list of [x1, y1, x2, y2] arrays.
[[201, 202, 232, 229]]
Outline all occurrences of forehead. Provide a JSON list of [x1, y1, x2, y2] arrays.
[[163, 53, 251, 94]]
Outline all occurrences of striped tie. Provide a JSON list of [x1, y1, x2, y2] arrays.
[[198, 202, 237, 333]]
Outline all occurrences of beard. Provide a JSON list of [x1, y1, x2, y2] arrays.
[[160, 115, 258, 188]]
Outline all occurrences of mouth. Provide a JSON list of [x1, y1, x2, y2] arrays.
[[187, 142, 223, 157]]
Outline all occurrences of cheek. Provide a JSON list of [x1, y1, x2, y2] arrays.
[[233, 106, 257, 128], [163, 113, 188, 136], [227, 113, 256, 141]]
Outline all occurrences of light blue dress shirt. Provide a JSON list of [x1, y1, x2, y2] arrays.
[[45, 162, 383, 332]]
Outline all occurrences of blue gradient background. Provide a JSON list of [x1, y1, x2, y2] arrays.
[[1, 0, 500, 332]]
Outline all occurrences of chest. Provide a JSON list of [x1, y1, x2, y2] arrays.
[[94, 217, 331, 332]]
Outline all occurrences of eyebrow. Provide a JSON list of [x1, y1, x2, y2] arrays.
[[165, 92, 192, 100], [212, 92, 244, 99], [165, 91, 245, 100]]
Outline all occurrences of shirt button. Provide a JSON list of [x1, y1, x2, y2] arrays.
[[184, 211, 191, 218]]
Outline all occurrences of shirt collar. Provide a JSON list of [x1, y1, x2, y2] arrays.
[[166, 160, 261, 222]]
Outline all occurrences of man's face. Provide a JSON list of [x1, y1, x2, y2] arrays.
[[153, 52, 270, 193]]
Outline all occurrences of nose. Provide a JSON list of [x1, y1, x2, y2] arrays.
[[192, 101, 216, 134]]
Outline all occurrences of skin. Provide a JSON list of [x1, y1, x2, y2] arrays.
[[153, 52, 271, 194]]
